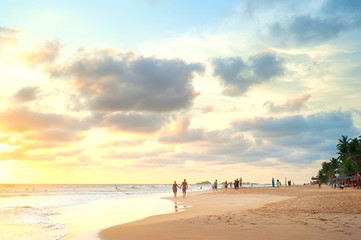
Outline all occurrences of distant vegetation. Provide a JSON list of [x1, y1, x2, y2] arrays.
[[318, 135, 361, 183]]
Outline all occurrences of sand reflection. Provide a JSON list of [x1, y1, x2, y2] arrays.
[[173, 202, 191, 212], [50, 193, 174, 240]]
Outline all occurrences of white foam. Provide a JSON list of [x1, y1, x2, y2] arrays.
[[0, 184, 211, 240]]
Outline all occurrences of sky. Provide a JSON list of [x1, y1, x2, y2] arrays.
[[0, 0, 360, 184]]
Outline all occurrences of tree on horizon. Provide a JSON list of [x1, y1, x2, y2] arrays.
[[318, 135, 361, 183]]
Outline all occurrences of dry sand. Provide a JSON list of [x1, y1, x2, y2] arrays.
[[99, 185, 361, 240]]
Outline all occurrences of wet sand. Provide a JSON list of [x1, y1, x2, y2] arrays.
[[99, 185, 361, 240], [50, 193, 175, 240]]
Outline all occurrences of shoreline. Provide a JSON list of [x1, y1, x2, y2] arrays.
[[50, 192, 177, 240], [99, 185, 361, 240]]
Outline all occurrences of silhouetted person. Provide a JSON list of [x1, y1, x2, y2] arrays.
[[172, 181, 180, 198], [180, 179, 188, 198]]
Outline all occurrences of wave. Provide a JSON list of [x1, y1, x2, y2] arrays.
[[0, 204, 67, 240], [1, 193, 30, 198]]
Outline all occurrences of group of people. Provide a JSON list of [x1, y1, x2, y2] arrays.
[[223, 178, 243, 190], [329, 178, 361, 189], [172, 179, 188, 198], [172, 177, 245, 197], [212, 178, 244, 192], [211, 178, 244, 192]]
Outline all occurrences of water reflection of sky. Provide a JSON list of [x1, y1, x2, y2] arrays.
[[50, 193, 175, 240]]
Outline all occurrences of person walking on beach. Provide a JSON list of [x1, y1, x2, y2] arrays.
[[235, 179, 239, 189], [224, 181, 228, 191], [213, 179, 218, 193], [172, 181, 180, 198], [239, 177, 242, 188], [180, 179, 188, 198]]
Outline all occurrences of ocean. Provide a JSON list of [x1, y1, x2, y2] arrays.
[[0, 184, 212, 240]]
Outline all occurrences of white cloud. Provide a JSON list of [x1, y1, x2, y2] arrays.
[[49, 49, 205, 112], [264, 94, 311, 113]]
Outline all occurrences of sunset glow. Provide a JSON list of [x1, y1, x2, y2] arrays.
[[0, 0, 360, 184]]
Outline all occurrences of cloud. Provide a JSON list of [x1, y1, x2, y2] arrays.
[[203, 130, 256, 160], [264, 94, 311, 113], [0, 108, 101, 160], [0, 108, 99, 144], [76, 155, 101, 166], [158, 115, 205, 143], [158, 116, 256, 162], [0, 136, 23, 146], [201, 105, 215, 113], [26, 129, 83, 142], [13, 86, 40, 102], [23, 39, 62, 66], [0, 27, 21, 46], [266, 0, 361, 46], [57, 149, 85, 157], [0, 27, 20, 34], [0, 108, 70, 132], [322, 0, 361, 24], [0, 107, 102, 133], [231, 111, 359, 144], [304, 57, 330, 76], [0, 139, 67, 161], [104, 111, 360, 167], [212, 51, 285, 95], [268, 15, 347, 45], [104, 149, 162, 160], [167, 111, 359, 165], [134, 157, 186, 168], [0, 147, 56, 161], [105, 112, 169, 133], [98, 139, 144, 148], [49, 49, 205, 112]]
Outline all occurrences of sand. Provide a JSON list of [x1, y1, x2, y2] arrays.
[[99, 185, 361, 240], [49, 193, 175, 240]]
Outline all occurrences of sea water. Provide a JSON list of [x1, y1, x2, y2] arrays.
[[0, 184, 211, 240]]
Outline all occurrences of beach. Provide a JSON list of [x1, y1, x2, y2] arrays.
[[100, 185, 361, 240], [0, 184, 210, 240]]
